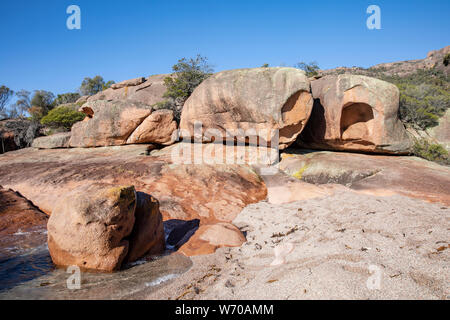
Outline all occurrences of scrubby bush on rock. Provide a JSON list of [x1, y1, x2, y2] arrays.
[[40, 105, 85, 130], [161, 55, 213, 121], [412, 138, 449, 165], [295, 61, 320, 77], [396, 82, 449, 130]]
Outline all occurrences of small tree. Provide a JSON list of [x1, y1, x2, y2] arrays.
[[0, 86, 14, 119], [295, 61, 320, 77], [54, 92, 81, 106], [12, 90, 31, 118], [79, 76, 115, 96], [161, 55, 213, 121], [29, 90, 55, 121], [261, 63, 269, 68], [164, 55, 213, 104]]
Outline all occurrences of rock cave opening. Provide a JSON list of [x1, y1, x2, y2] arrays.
[[340, 102, 374, 141]]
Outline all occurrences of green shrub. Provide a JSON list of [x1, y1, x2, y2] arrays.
[[412, 139, 449, 165], [163, 55, 213, 104], [40, 105, 85, 130], [294, 61, 320, 77], [161, 55, 213, 123], [396, 82, 449, 130]]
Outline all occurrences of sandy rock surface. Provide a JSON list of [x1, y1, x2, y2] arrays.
[[148, 191, 449, 300]]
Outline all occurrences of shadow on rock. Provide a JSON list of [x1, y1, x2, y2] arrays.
[[164, 219, 200, 251]]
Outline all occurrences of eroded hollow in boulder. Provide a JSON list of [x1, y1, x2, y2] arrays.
[[279, 90, 312, 146], [340, 102, 374, 143], [80, 106, 94, 118]]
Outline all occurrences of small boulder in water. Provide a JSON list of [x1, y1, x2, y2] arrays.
[[47, 184, 165, 272]]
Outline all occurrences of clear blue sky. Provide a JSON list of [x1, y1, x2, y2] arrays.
[[1, 0, 449, 96]]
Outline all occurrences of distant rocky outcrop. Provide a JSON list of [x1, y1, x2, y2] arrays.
[[69, 100, 177, 147], [0, 119, 41, 154], [298, 75, 412, 154], [180, 67, 313, 150], [321, 45, 450, 77], [47, 183, 165, 272]]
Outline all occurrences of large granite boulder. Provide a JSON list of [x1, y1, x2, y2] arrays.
[[87, 74, 168, 106], [47, 184, 166, 271], [69, 100, 177, 147], [47, 184, 137, 271], [32, 132, 71, 149], [298, 75, 412, 154], [126, 109, 177, 145], [180, 67, 313, 149]]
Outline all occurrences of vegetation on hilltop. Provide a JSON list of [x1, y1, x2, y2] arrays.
[[80, 76, 115, 96], [295, 61, 320, 77]]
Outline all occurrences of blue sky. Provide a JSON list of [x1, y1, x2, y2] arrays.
[[0, 0, 449, 97]]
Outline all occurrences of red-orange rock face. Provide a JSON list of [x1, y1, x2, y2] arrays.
[[87, 74, 168, 105], [0, 187, 48, 238], [0, 145, 267, 257], [69, 100, 177, 148], [298, 75, 412, 154], [47, 184, 137, 272], [126, 109, 177, 146], [178, 223, 246, 256]]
